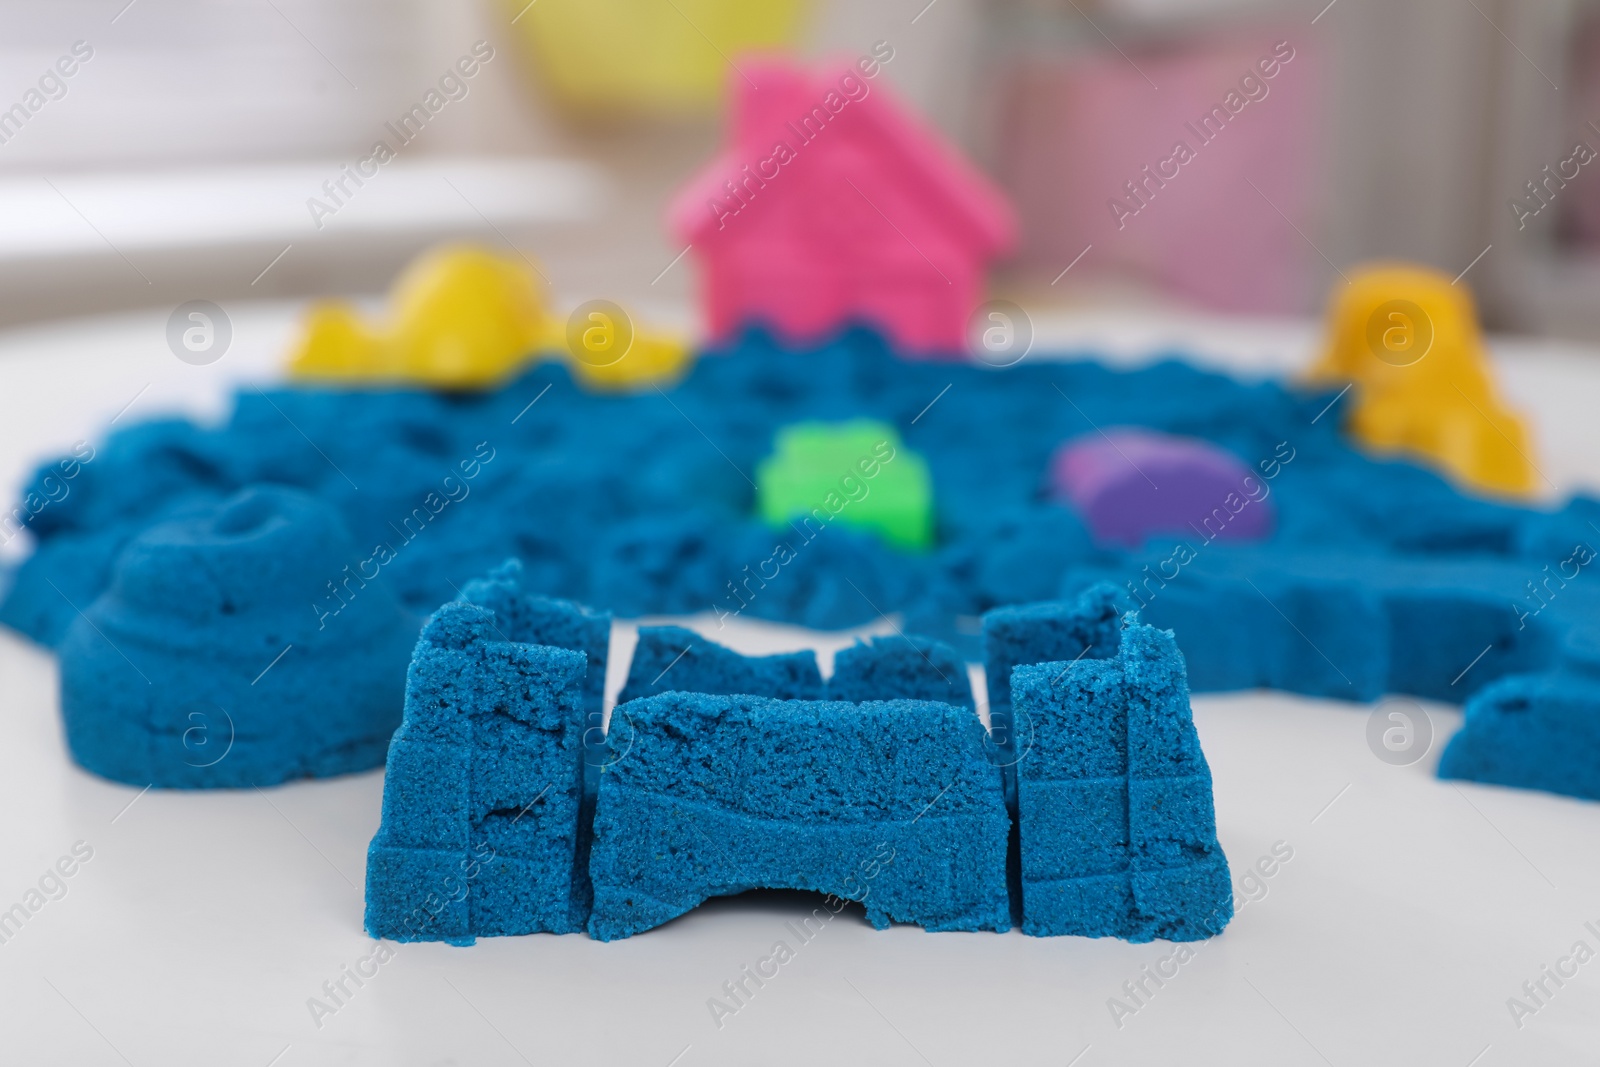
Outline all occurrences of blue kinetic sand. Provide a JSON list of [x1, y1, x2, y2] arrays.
[[829, 634, 973, 707], [1438, 669, 1600, 800], [58, 486, 417, 788], [586, 692, 1010, 940], [458, 559, 611, 767], [2, 419, 231, 646], [1063, 564, 1390, 701], [1066, 547, 1566, 700], [11, 326, 1600, 798], [365, 596, 593, 942], [616, 625, 823, 704], [1011, 619, 1232, 940], [365, 568, 1222, 943], [982, 584, 1126, 794]]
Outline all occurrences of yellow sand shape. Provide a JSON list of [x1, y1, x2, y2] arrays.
[[567, 331, 695, 392], [288, 244, 691, 392], [1308, 262, 1539, 498]]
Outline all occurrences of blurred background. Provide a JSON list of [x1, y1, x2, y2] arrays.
[[3, 0, 1599, 338]]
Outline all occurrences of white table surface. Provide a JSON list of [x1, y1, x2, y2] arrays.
[[1, 300, 1598, 1066]]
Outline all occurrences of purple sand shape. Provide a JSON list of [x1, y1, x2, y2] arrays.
[[1051, 429, 1273, 548]]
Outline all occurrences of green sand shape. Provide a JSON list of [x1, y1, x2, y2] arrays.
[[756, 420, 932, 552]]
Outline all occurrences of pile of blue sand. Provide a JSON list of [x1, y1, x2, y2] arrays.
[[10, 325, 1592, 654], [1010, 616, 1231, 940], [364, 583, 602, 942], [364, 565, 1233, 942], [587, 692, 1011, 940], [58, 485, 417, 788], [10, 326, 1600, 799]]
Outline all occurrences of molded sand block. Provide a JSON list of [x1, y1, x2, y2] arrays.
[[1064, 560, 1390, 701], [456, 558, 613, 877], [982, 584, 1126, 777], [459, 558, 610, 744], [1071, 571, 1258, 694], [1438, 672, 1600, 800], [1253, 574, 1386, 700], [365, 599, 592, 941], [1051, 430, 1273, 548], [617, 625, 822, 704], [1384, 588, 1551, 701], [756, 420, 933, 552], [829, 634, 973, 707], [57, 487, 416, 788], [1174, 572, 1385, 701], [1011, 622, 1232, 940], [587, 693, 1010, 940]]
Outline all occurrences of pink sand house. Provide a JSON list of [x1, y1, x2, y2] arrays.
[[668, 56, 1017, 357]]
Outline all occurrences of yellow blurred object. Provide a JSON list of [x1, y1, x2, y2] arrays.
[[502, 0, 807, 115], [289, 246, 551, 390], [569, 331, 695, 392], [288, 243, 693, 394], [290, 303, 389, 379], [1308, 262, 1539, 498]]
